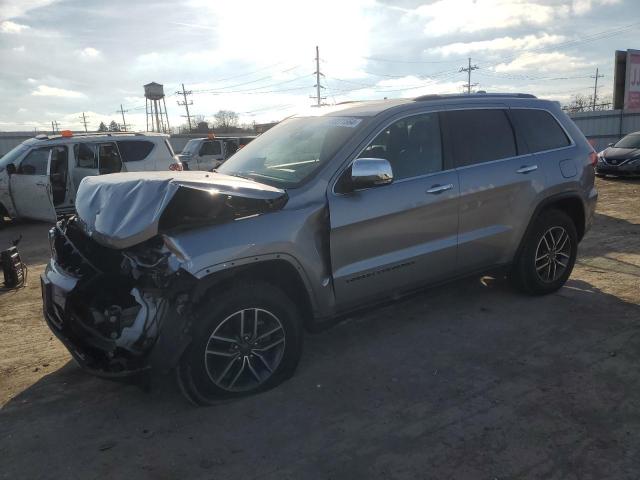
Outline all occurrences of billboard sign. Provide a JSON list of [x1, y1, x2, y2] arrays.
[[625, 50, 640, 111]]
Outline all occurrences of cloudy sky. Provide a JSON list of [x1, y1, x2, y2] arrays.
[[0, 0, 637, 132]]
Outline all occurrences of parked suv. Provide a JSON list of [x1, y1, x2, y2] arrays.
[[41, 94, 597, 404], [0, 132, 182, 224]]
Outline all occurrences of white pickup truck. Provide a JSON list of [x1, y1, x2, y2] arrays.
[[177, 136, 255, 171]]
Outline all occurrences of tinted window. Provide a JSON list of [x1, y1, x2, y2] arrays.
[[200, 141, 221, 156], [18, 147, 50, 175], [74, 143, 97, 168], [511, 109, 570, 153], [448, 109, 516, 167], [359, 112, 442, 179], [116, 141, 154, 162], [98, 143, 122, 174]]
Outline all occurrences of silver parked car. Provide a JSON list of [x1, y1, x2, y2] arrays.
[[41, 94, 598, 404]]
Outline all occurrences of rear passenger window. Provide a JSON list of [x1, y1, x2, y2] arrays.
[[74, 143, 97, 168], [447, 109, 516, 167], [510, 109, 570, 153], [200, 141, 221, 156], [359, 112, 442, 180], [116, 141, 154, 162]]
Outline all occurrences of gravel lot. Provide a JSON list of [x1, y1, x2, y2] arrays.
[[1, 177, 639, 479]]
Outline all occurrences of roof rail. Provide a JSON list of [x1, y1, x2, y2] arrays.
[[37, 131, 152, 141], [414, 92, 537, 102]]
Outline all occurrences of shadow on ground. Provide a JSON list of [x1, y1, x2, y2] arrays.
[[2, 274, 640, 480]]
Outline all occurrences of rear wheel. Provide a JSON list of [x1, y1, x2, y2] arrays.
[[177, 282, 303, 405], [511, 209, 578, 295]]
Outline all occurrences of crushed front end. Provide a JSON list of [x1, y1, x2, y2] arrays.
[[41, 216, 195, 378]]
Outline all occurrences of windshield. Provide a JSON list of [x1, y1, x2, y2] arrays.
[[181, 139, 200, 155], [0, 144, 29, 170], [614, 134, 640, 149], [217, 116, 366, 187]]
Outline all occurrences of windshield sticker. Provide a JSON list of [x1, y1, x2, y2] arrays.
[[328, 117, 362, 128]]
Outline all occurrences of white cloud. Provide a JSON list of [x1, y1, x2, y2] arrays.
[[494, 52, 589, 73], [13, 45, 25, 52], [0, 0, 58, 22], [26, 78, 37, 84], [0, 20, 30, 33], [411, 0, 620, 36], [413, 0, 563, 36], [31, 85, 86, 98], [572, 0, 621, 15], [78, 47, 101, 59], [430, 33, 565, 56]]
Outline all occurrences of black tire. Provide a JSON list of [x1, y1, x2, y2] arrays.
[[177, 282, 303, 405], [511, 209, 578, 295]]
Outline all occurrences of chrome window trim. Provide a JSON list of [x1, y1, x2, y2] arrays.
[[329, 104, 577, 195]]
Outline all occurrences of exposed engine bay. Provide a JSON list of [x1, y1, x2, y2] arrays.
[[44, 216, 195, 376]]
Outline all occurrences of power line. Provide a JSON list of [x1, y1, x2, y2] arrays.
[[311, 45, 327, 107], [176, 83, 194, 131], [460, 57, 479, 94]]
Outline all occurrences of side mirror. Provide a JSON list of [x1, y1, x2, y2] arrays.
[[5, 163, 16, 176], [607, 143, 614, 147], [351, 158, 393, 190]]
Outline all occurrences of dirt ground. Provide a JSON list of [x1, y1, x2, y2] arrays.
[[1, 177, 639, 479]]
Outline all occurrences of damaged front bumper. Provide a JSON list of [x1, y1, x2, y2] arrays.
[[41, 219, 193, 379]]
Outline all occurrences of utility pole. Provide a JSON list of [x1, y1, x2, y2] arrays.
[[176, 83, 193, 132], [118, 104, 128, 131], [310, 45, 326, 107], [460, 57, 479, 94], [80, 112, 89, 132], [591, 67, 604, 111]]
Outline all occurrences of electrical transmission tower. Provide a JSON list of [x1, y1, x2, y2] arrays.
[[591, 68, 604, 111], [460, 57, 479, 94], [118, 104, 128, 131], [310, 45, 327, 107], [176, 83, 194, 132], [80, 112, 89, 132]]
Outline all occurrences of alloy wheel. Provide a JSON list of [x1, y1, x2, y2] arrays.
[[534, 226, 572, 283], [204, 308, 286, 392]]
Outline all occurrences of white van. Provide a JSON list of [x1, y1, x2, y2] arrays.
[[0, 131, 182, 224]]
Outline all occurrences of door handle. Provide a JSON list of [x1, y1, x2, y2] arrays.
[[516, 165, 538, 174], [426, 183, 454, 194]]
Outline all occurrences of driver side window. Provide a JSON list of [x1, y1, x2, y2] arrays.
[[200, 141, 221, 156], [18, 147, 50, 175], [358, 113, 443, 180]]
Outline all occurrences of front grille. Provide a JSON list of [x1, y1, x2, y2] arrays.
[[604, 157, 629, 166], [52, 218, 123, 276]]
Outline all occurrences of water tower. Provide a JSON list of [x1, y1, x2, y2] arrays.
[[144, 82, 171, 133]]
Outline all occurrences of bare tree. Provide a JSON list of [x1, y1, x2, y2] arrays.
[[213, 110, 239, 132]]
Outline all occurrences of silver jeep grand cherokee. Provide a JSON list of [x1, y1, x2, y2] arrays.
[[42, 94, 598, 404]]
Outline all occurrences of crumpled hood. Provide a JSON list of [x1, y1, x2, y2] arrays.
[[75, 171, 287, 249]]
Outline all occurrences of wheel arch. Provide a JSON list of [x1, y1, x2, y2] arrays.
[[192, 255, 317, 329], [515, 192, 586, 260]]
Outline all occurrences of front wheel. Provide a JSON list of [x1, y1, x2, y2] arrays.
[[177, 282, 303, 405], [511, 209, 578, 295]]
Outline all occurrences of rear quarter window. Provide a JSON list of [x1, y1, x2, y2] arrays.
[[510, 109, 571, 153], [116, 140, 155, 162]]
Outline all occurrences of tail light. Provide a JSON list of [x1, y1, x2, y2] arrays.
[[589, 151, 598, 167], [169, 162, 183, 171]]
